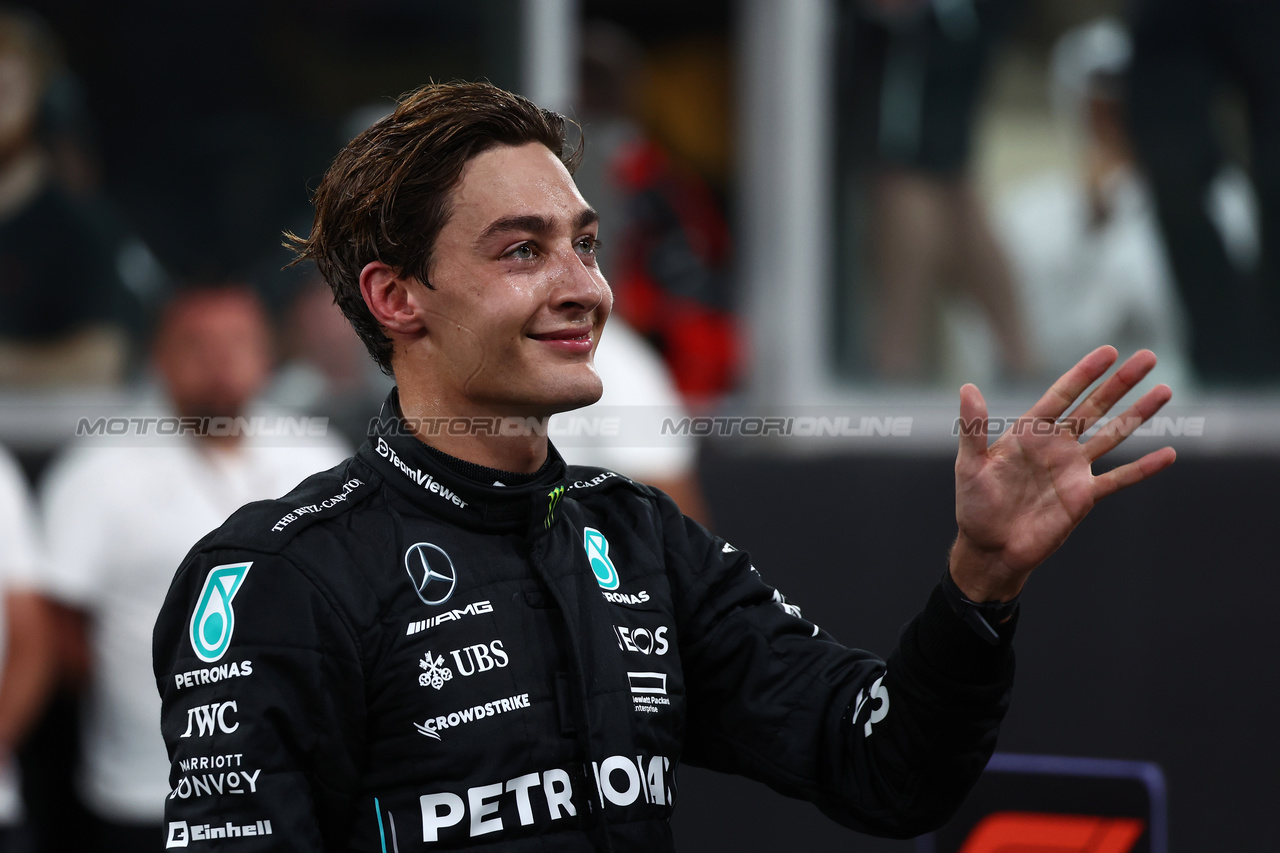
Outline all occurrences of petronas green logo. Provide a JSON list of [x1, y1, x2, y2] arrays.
[[545, 486, 565, 529], [583, 527, 619, 590], [189, 562, 252, 663]]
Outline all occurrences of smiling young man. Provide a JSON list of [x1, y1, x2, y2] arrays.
[[358, 139, 610, 472], [153, 81, 1175, 852]]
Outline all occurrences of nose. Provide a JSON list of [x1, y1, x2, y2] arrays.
[[549, 247, 610, 320]]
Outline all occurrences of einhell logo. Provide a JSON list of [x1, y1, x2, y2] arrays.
[[959, 812, 1144, 853]]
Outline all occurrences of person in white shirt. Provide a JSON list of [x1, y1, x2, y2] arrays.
[[990, 19, 1197, 391], [38, 284, 347, 851], [0, 444, 55, 853]]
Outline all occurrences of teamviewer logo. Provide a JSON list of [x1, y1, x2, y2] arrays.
[[166, 821, 189, 848]]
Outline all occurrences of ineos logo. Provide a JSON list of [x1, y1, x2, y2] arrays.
[[405, 543, 457, 606]]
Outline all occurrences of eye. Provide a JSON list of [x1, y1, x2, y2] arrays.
[[508, 243, 536, 261], [575, 236, 601, 256]]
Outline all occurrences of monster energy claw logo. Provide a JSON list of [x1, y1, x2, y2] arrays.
[[189, 562, 252, 663], [545, 486, 565, 529], [583, 527, 619, 590]]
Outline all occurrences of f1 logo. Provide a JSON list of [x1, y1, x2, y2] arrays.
[[959, 812, 1144, 853]]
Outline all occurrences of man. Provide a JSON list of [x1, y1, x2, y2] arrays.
[[0, 7, 129, 387], [1127, 0, 1280, 383], [153, 81, 1175, 851], [991, 17, 1190, 389], [40, 284, 346, 851], [841, 0, 1033, 381]]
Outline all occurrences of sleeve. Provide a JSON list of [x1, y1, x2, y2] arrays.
[[663, 496, 1014, 838], [37, 447, 116, 605], [152, 546, 367, 851]]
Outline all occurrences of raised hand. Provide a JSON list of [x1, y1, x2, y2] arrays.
[[949, 346, 1177, 602]]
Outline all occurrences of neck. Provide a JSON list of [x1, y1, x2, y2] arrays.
[[396, 384, 550, 474]]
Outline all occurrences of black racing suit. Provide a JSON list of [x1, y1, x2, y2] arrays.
[[153, 396, 1015, 851]]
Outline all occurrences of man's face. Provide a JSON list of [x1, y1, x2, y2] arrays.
[[154, 289, 272, 422], [412, 142, 611, 417]]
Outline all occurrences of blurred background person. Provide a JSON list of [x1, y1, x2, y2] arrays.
[[577, 19, 743, 406], [268, 269, 395, 448], [1126, 0, 1280, 385], [35, 283, 346, 852], [980, 18, 1192, 391], [838, 0, 1033, 383], [0, 443, 55, 853], [0, 6, 129, 387]]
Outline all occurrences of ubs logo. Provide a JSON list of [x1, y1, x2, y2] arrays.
[[405, 543, 457, 606]]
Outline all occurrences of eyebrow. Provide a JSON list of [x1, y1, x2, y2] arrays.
[[477, 208, 599, 244]]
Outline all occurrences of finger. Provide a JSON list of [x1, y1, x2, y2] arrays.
[[1094, 445, 1177, 500], [1025, 345, 1118, 422], [956, 383, 989, 462], [1065, 349, 1159, 435], [1083, 383, 1173, 462]]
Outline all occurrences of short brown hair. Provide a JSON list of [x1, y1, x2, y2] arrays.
[[287, 81, 580, 374]]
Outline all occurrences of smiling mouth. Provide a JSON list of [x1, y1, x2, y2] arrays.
[[528, 329, 591, 342]]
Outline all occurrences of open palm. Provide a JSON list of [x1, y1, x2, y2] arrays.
[[951, 347, 1177, 601]]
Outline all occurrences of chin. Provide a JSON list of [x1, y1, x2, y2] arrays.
[[541, 377, 605, 415]]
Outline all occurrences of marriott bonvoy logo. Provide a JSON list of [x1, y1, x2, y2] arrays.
[[375, 437, 468, 509]]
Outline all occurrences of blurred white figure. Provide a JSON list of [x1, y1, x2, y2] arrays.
[[37, 285, 347, 848], [552, 316, 709, 524], [0, 445, 54, 847], [981, 19, 1199, 389]]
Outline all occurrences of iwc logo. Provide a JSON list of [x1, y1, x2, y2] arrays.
[[189, 563, 251, 663], [405, 543, 457, 606], [583, 527, 618, 590]]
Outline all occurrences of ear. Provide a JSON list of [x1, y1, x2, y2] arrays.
[[359, 261, 427, 336]]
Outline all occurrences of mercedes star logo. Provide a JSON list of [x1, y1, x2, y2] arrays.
[[404, 542, 457, 606]]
